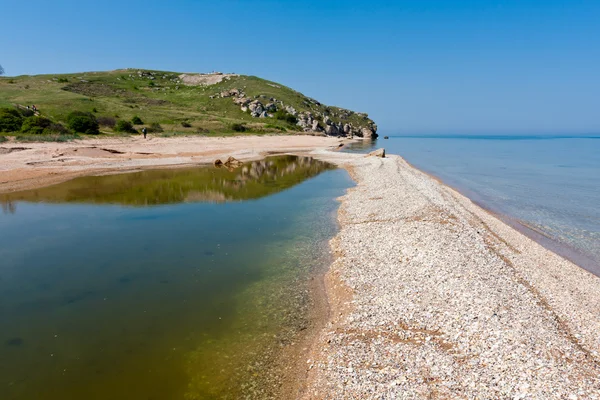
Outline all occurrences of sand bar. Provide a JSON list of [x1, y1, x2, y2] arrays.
[[301, 151, 600, 399]]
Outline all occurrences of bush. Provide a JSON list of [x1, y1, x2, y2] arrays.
[[44, 123, 70, 135], [21, 116, 53, 134], [92, 107, 98, 113], [181, 121, 192, 128], [114, 120, 136, 133], [148, 122, 163, 133], [57, 77, 69, 83], [67, 111, 99, 134], [131, 115, 144, 125], [0, 135, 7, 143], [231, 123, 247, 132], [97, 116, 116, 128], [0, 108, 24, 132], [274, 110, 298, 125]]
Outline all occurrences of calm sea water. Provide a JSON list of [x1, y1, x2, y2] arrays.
[[356, 134, 600, 274], [0, 156, 353, 400]]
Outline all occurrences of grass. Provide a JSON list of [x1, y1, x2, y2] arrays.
[[0, 135, 7, 143], [0, 69, 376, 140]]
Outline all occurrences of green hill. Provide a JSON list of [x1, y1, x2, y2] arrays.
[[0, 69, 377, 140]]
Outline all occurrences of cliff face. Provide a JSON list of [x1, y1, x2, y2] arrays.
[[0, 69, 378, 137]]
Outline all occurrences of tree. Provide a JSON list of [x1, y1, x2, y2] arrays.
[[0, 64, 4, 76]]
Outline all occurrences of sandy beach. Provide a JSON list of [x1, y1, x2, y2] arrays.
[[0, 135, 346, 193], [2, 137, 600, 398]]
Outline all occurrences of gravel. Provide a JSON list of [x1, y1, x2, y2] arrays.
[[301, 152, 600, 399]]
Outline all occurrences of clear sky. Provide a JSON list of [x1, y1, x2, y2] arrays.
[[1, 0, 599, 134]]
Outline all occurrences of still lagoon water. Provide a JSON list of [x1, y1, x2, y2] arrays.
[[0, 156, 353, 399], [369, 134, 600, 274]]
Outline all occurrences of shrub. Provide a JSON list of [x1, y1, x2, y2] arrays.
[[131, 115, 144, 125], [21, 116, 53, 134], [97, 116, 116, 128], [274, 110, 298, 125], [57, 77, 69, 83], [0, 136, 7, 143], [43, 123, 70, 135], [231, 123, 247, 132], [67, 111, 99, 134], [92, 107, 98, 113], [0, 108, 24, 132], [148, 122, 163, 133], [114, 120, 136, 133], [19, 108, 34, 117], [181, 121, 192, 128]]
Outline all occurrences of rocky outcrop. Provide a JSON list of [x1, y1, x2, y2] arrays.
[[215, 86, 377, 138]]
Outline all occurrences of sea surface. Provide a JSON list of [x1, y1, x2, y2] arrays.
[[350, 134, 600, 274], [0, 156, 353, 400]]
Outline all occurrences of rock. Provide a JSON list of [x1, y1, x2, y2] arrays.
[[384, 136, 389, 139], [312, 120, 322, 132], [223, 156, 243, 168], [361, 127, 377, 139], [265, 103, 277, 112], [325, 124, 339, 136], [259, 111, 269, 118], [367, 148, 385, 158], [285, 106, 298, 116], [323, 116, 332, 125], [214, 159, 223, 167]]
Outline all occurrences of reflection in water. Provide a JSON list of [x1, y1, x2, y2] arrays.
[[1, 155, 334, 212], [0, 156, 352, 400]]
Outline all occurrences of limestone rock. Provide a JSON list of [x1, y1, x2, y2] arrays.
[[367, 148, 385, 158]]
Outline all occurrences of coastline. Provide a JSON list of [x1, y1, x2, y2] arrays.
[[3, 137, 600, 397], [305, 151, 600, 398], [0, 135, 350, 194]]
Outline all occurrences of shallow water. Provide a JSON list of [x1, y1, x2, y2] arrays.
[[0, 156, 353, 400], [351, 135, 600, 274]]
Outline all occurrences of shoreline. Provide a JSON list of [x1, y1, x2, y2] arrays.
[[398, 158, 600, 278], [306, 151, 600, 398], [0, 135, 352, 194], [3, 137, 600, 397]]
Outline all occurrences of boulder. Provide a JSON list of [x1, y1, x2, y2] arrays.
[[367, 148, 385, 158], [214, 159, 223, 167], [223, 156, 243, 168], [265, 103, 277, 112]]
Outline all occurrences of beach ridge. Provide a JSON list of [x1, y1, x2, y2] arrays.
[[302, 152, 600, 398]]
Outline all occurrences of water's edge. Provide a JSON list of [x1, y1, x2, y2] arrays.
[[400, 156, 600, 277]]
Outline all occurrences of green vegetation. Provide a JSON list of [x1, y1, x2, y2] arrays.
[[114, 120, 136, 133], [0, 69, 377, 140], [0, 108, 23, 132], [66, 111, 100, 134], [131, 115, 143, 125], [21, 116, 52, 134], [230, 123, 246, 132]]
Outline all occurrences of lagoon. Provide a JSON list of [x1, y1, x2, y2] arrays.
[[0, 156, 352, 399]]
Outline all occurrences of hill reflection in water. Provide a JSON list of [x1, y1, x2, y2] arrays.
[[1, 155, 335, 211]]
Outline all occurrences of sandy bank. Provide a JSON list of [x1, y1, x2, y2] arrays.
[[0, 135, 347, 193], [302, 151, 600, 399]]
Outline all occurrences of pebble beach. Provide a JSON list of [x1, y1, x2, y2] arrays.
[[302, 151, 600, 399]]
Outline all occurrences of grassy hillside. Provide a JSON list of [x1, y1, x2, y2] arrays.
[[0, 69, 377, 140]]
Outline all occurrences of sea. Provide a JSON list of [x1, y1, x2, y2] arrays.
[[349, 134, 600, 275]]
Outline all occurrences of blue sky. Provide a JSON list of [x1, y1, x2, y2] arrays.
[[1, 0, 599, 134]]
